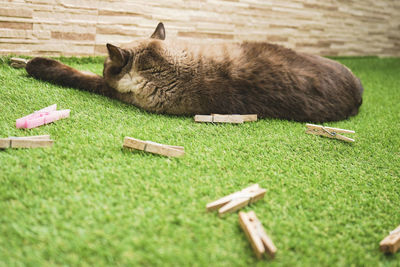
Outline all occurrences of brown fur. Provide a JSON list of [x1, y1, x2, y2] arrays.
[[26, 22, 363, 122]]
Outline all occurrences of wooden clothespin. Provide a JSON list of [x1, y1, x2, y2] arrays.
[[239, 211, 277, 259], [10, 57, 28, 68], [194, 114, 257, 124], [16, 104, 70, 129], [123, 136, 185, 157], [206, 184, 266, 216], [380, 225, 400, 254], [305, 123, 355, 142], [0, 135, 53, 149]]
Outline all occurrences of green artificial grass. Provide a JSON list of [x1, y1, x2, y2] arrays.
[[0, 55, 399, 266]]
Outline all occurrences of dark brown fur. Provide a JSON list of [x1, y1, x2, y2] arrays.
[[26, 22, 363, 122]]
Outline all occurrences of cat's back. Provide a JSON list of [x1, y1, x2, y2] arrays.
[[169, 40, 338, 78], [167, 40, 363, 122]]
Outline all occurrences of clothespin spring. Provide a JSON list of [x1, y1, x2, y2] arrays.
[[321, 126, 336, 137]]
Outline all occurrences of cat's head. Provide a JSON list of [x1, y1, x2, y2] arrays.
[[103, 22, 166, 90]]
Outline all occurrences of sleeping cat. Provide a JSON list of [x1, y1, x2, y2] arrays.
[[26, 22, 363, 122]]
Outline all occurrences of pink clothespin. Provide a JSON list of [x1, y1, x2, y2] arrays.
[[16, 104, 70, 129]]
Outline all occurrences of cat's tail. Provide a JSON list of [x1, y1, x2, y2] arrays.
[[26, 57, 112, 97]]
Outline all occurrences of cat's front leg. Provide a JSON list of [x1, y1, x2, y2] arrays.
[[26, 57, 113, 97]]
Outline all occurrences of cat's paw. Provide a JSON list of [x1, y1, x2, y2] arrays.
[[26, 57, 63, 78], [26, 57, 60, 69]]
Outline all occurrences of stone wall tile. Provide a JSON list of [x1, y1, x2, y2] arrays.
[[0, 7, 33, 18], [0, 21, 32, 30], [0, 0, 398, 56]]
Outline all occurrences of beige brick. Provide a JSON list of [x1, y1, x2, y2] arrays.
[[97, 14, 153, 25], [97, 2, 147, 14], [303, 3, 339, 12], [94, 44, 107, 55], [98, 9, 150, 18], [33, 23, 96, 34], [51, 31, 95, 41], [96, 25, 147, 37], [34, 10, 97, 23], [0, 21, 32, 30], [53, 6, 98, 16], [0, 29, 32, 38], [33, 43, 65, 52], [178, 31, 234, 40], [61, 45, 94, 55], [0, 8, 32, 18], [0, 42, 35, 54], [58, 0, 98, 10], [267, 35, 289, 42], [95, 34, 135, 44], [30, 4, 54, 12], [0, 39, 40, 44], [28, 0, 56, 4], [0, 49, 31, 55], [33, 30, 51, 39]]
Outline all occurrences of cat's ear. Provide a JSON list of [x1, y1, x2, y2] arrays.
[[150, 22, 165, 40], [106, 43, 128, 67]]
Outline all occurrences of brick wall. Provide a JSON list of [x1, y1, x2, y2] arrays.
[[0, 0, 399, 57]]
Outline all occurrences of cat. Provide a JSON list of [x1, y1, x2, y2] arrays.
[[26, 22, 363, 122]]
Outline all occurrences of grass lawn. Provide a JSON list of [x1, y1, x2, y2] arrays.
[[0, 55, 399, 266]]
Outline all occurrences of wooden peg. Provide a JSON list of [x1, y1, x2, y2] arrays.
[[380, 225, 400, 254], [0, 139, 10, 148], [123, 137, 185, 157], [206, 184, 266, 216], [194, 114, 257, 124], [194, 115, 213, 123], [305, 123, 355, 142], [239, 211, 277, 259], [10, 57, 28, 68], [240, 114, 258, 122], [0, 135, 53, 149], [213, 114, 244, 123]]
